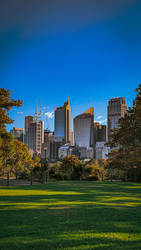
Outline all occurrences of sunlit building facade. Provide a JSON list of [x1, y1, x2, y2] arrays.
[[74, 107, 94, 148], [55, 98, 72, 144]]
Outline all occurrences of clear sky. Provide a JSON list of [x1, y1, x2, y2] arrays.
[[1, 0, 141, 131]]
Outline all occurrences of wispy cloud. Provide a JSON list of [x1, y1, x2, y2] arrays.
[[17, 111, 23, 115], [95, 118, 107, 125], [45, 111, 54, 119], [97, 115, 103, 119]]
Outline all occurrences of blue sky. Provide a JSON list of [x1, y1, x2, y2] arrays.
[[0, 0, 140, 131]]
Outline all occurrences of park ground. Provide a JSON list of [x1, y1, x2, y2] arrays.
[[0, 181, 141, 249]]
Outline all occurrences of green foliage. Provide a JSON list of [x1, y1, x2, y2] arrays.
[[107, 84, 141, 181], [60, 155, 82, 180], [0, 88, 33, 181], [83, 159, 106, 181], [0, 88, 22, 130], [12, 140, 33, 179]]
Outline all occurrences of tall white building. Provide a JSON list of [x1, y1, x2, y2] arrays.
[[74, 108, 94, 148]]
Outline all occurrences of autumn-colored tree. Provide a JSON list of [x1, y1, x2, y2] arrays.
[[83, 159, 106, 181], [11, 140, 33, 180], [61, 155, 82, 180]]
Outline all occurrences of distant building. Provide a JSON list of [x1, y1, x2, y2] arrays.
[[24, 114, 44, 155], [107, 97, 127, 142], [10, 127, 24, 142], [58, 144, 81, 159], [96, 142, 110, 160], [93, 122, 107, 158], [73, 107, 94, 159], [55, 98, 72, 144], [28, 120, 44, 155], [94, 122, 106, 143], [41, 129, 63, 161], [78, 147, 94, 159], [58, 143, 71, 159], [74, 107, 94, 148], [24, 116, 35, 145]]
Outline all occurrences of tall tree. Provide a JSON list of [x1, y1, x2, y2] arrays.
[[12, 140, 33, 179], [107, 85, 141, 181], [0, 88, 22, 180]]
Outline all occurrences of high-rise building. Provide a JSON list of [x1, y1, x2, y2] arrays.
[[24, 114, 44, 155], [94, 122, 106, 143], [24, 116, 35, 145], [55, 98, 72, 143], [25, 116, 35, 134], [74, 107, 94, 148], [28, 120, 44, 155], [107, 97, 127, 141], [10, 127, 24, 142]]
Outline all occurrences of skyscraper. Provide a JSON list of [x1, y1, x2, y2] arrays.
[[55, 98, 72, 144], [107, 97, 127, 141], [24, 116, 35, 145], [24, 112, 44, 156], [28, 120, 44, 155], [74, 107, 94, 148], [94, 122, 106, 143]]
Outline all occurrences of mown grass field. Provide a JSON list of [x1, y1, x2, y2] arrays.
[[0, 181, 141, 249]]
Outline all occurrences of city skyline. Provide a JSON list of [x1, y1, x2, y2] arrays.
[[6, 94, 133, 132], [1, 1, 140, 131]]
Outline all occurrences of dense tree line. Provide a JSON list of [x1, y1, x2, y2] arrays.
[[107, 85, 141, 181], [48, 156, 106, 181]]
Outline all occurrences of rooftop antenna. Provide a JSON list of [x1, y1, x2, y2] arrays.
[[35, 101, 42, 121]]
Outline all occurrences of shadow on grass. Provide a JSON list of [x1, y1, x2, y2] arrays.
[[0, 182, 141, 249]]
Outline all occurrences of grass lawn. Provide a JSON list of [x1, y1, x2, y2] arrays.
[[0, 181, 141, 249]]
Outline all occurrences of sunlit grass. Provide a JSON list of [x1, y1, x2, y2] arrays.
[[0, 181, 141, 249]]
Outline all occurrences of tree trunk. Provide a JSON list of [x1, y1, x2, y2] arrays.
[[30, 169, 33, 185]]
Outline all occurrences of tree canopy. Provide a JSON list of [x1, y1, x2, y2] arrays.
[[107, 84, 141, 181]]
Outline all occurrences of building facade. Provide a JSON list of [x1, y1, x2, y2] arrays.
[[24, 116, 35, 145], [94, 122, 106, 143], [107, 97, 127, 142], [96, 142, 110, 160], [55, 98, 72, 144], [74, 107, 94, 148], [28, 120, 44, 155]]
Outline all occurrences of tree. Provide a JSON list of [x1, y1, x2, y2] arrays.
[[61, 155, 82, 180], [0, 88, 22, 129], [107, 84, 141, 181], [12, 140, 33, 180], [83, 159, 106, 181], [0, 88, 22, 181]]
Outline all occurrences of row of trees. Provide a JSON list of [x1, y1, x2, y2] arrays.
[[107, 85, 141, 181], [48, 156, 106, 181]]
